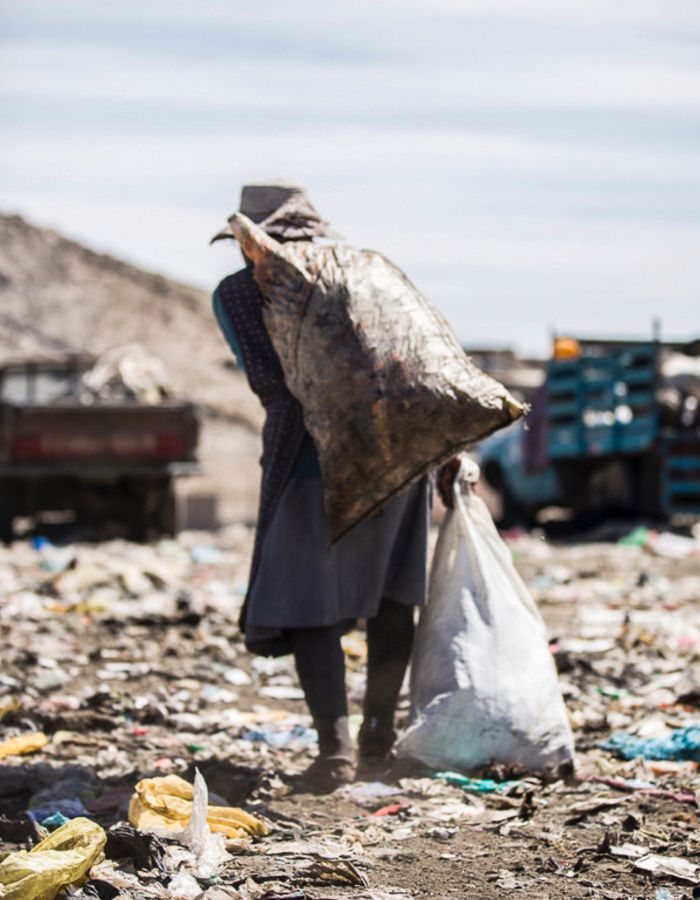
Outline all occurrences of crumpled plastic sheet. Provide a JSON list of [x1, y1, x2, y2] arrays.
[[0, 732, 48, 760], [128, 772, 268, 841], [634, 853, 699, 884], [179, 770, 230, 878], [601, 723, 700, 761], [0, 816, 106, 900]]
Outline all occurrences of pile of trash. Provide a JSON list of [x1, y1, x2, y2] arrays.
[[81, 345, 173, 405], [1, 524, 700, 896], [659, 348, 700, 429]]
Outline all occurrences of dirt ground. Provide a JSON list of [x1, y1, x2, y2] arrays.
[[1, 525, 700, 899]]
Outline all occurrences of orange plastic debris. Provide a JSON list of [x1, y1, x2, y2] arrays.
[[0, 732, 49, 760]]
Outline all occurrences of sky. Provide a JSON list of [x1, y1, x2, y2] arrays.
[[1, 0, 699, 355]]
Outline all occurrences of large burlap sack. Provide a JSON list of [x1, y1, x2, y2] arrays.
[[396, 467, 574, 773], [230, 213, 524, 541]]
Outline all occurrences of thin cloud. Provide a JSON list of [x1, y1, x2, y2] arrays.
[[1, 0, 698, 352]]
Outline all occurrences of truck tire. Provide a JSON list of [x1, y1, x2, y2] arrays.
[[0, 479, 18, 544], [499, 486, 529, 530], [156, 480, 177, 536], [483, 462, 529, 528]]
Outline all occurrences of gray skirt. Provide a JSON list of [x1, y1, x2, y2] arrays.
[[245, 436, 430, 652]]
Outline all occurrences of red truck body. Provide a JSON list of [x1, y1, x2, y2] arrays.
[[0, 356, 200, 540]]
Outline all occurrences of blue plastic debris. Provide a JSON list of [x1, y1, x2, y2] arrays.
[[241, 724, 317, 747], [601, 724, 700, 761], [191, 545, 222, 565], [40, 811, 70, 830], [28, 799, 89, 822]]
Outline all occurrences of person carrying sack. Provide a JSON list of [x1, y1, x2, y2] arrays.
[[210, 182, 460, 791]]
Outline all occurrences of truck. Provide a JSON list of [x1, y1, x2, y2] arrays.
[[0, 355, 200, 542], [479, 335, 700, 525]]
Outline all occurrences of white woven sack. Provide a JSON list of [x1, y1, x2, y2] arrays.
[[397, 475, 573, 772]]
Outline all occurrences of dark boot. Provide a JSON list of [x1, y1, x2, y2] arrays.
[[291, 625, 355, 792]]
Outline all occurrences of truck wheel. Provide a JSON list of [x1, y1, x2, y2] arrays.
[[157, 481, 177, 536], [126, 478, 177, 541], [483, 463, 529, 529], [0, 480, 18, 544], [499, 487, 529, 530]]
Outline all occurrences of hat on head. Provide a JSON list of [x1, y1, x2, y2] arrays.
[[210, 181, 338, 243]]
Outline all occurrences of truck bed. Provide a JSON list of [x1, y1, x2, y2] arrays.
[[0, 402, 199, 471]]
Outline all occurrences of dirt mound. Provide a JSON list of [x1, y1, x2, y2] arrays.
[[0, 213, 264, 522]]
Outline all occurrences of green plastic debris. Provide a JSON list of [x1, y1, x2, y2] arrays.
[[618, 527, 651, 548], [433, 771, 519, 793], [597, 685, 629, 701]]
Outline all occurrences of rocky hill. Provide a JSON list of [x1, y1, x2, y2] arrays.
[[0, 213, 264, 523]]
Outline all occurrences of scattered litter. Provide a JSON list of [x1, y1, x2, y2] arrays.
[[40, 811, 70, 830], [179, 770, 230, 877], [242, 724, 316, 747], [223, 667, 252, 686], [128, 773, 268, 840], [82, 344, 173, 405], [602, 724, 700, 761], [29, 799, 90, 822], [655, 889, 674, 900], [104, 822, 168, 874], [433, 772, 520, 794], [647, 532, 700, 560], [0, 817, 106, 899], [589, 776, 697, 805], [609, 843, 648, 859], [259, 686, 305, 701], [618, 527, 652, 548], [564, 795, 629, 824], [372, 803, 404, 817], [0, 732, 49, 759], [348, 782, 401, 806], [190, 545, 223, 565], [634, 854, 699, 884], [168, 871, 203, 898], [0, 522, 699, 896]]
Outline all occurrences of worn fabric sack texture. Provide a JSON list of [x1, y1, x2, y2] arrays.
[[396, 476, 574, 773], [229, 213, 525, 542]]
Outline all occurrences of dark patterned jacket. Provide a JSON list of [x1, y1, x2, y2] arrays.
[[215, 268, 308, 619]]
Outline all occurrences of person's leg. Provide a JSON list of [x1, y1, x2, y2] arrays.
[[359, 598, 415, 760], [291, 624, 354, 765]]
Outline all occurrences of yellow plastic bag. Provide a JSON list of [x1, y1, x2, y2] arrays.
[[128, 774, 267, 840], [0, 732, 49, 760], [0, 817, 106, 900]]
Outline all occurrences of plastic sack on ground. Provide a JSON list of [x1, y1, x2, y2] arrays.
[[128, 773, 267, 841], [0, 816, 105, 900], [230, 213, 525, 541], [396, 471, 574, 773]]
